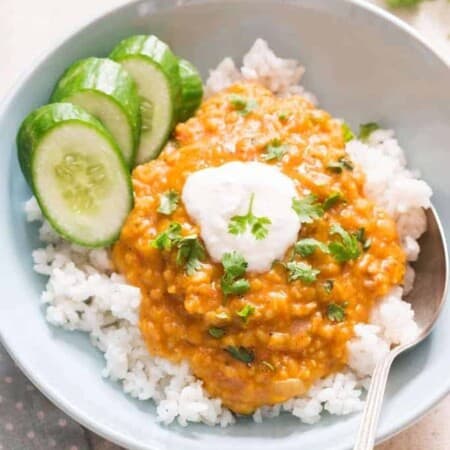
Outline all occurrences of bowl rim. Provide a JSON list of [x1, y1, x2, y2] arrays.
[[0, 1, 449, 449]]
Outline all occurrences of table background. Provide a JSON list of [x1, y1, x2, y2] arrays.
[[0, 0, 449, 449]]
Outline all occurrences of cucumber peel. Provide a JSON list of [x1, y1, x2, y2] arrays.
[[110, 35, 181, 164], [178, 58, 203, 122], [17, 103, 133, 247], [51, 57, 140, 167]]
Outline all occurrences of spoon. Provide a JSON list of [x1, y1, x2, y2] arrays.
[[354, 206, 448, 450]]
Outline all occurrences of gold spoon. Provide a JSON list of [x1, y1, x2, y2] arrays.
[[354, 206, 448, 450]]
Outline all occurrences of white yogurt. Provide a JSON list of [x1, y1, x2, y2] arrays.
[[182, 162, 301, 272]]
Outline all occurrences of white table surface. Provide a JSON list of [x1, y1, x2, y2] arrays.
[[0, 1, 449, 449]]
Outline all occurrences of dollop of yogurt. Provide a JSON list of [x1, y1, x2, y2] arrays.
[[182, 162, 301, 272]]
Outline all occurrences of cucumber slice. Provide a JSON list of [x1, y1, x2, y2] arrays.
[[50, 57, 140, 167], [178, 58, 203, 122], [17, 103, 133, 247], [110, 35, 181, 164]]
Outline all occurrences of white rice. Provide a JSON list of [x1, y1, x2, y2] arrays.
[[25, 39, 431, 427]]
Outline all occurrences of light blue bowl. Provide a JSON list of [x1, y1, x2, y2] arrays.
[[0, 1, 449, 449]]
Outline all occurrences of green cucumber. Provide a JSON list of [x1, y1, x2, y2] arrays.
[[178, 58, 203, 122], [50, 57, 140, 167], [110, 35, 181, 164], [17, 103, 133, 247]]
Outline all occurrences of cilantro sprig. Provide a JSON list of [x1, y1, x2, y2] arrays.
[[327, 157, 354, 174], [225, 346, 255, 364], [228, 193, 272, 240], [323, 192, 345, 211], [285, 261, 320, 284], [237, 304, 255, 323], [328, 224, 361, 262], [221, 251, 250, 298], [291, 194, 324, 224], [294, 238, 329, 257], [229, 94, 259, 116], [358, 122, 380, 142], [327, 303, 347, 322], [341, 122, 355, 143], [262, 139, 287, 162], [151, 223, 206, 275], [157, 190, 180, 215]]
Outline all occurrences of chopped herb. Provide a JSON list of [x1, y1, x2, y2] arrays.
[[229, 94, 259, 116], [225, 346, 255, 364], [285, 261, 320, 284], [228, 193, 272, 240], [294, 238, 329, 257], [323, 192, 345, 211], [237, 304, 255, 323], [323, 280, 334, 293], [291, 194, 324, 224], [157, 190, 180, 215], [358, 122, 380, 141], [208, 327, 225, 339], [262, 139, 287, 162], [278, 112, 289, 121], [176, 235, 206, 275], [151, 222, 182, 250], [221, 251, 250, 298], [261, 360, 275, 371], [327, 157, 354, 174], [328, 224, 361, 262], [342, 122, 355, 143], [327, 303, 347, 322], [354, 227, 372, 252]]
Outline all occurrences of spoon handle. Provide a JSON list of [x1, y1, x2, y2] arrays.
[[353, 349, 399, 450]]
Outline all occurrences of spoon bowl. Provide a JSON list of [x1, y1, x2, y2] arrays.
[[354, 206, 448, 450]]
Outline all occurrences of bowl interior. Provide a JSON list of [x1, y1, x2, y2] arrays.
[[1, 1, 449, 450]]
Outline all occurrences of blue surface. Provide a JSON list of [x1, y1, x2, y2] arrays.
[[0, 1, 449, 449]]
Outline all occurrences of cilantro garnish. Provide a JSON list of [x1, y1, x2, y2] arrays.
[[237, 304, 255, 323], [229, 94, 259, 116], [327, 157, 354, 174], [225, 346, 255, 364], [327, 303, 347, 322], [285, 261, 320, 284], [323, 192, 345, 211], [228, 193, 272, 240], [176, 235, 206, 275], [328, 224, 361, 262], [291, 194, 324, 224], [151, 222, 182, 250], [262, 139, 287, 162], [157, 190, 180, 215], [342, 122, 355, 143], [152, 223, 206, 275], [358, 122, 380, 142], [221, 251, 250, 298], [294, 238, 329, 257], [323, 280, 334, 293], [208, 327, 225, 339], [354, 227, 372, 251]]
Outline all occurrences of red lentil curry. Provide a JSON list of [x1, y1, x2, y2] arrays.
[[113, 82, 405, 414]]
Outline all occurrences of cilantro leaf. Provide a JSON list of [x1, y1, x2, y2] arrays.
[[323, 280, 334, 293], [285, 261, 320, 284], [176, 235, 206, 275], [291, 195, 324, 224], [262, 139, 287, 162], [151, 222, 182, 250], [358, 122, 380, 141], [294, 238, 329, 257], [229, 95, 259, 116], [157, 190, 180, 215], [327, 157, 354, 173], [225, 346, 255, 364], [228, 193, 272, 240], [328, 224, 361, 262], [237, 304, 255, 323], [221, 252, 250, 298], [354, 227, 372, 251], [208, 327, 225, 339], [342, 122, 355, 143], [323, 192, 345, 211], [327, 303, 347, 322]]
